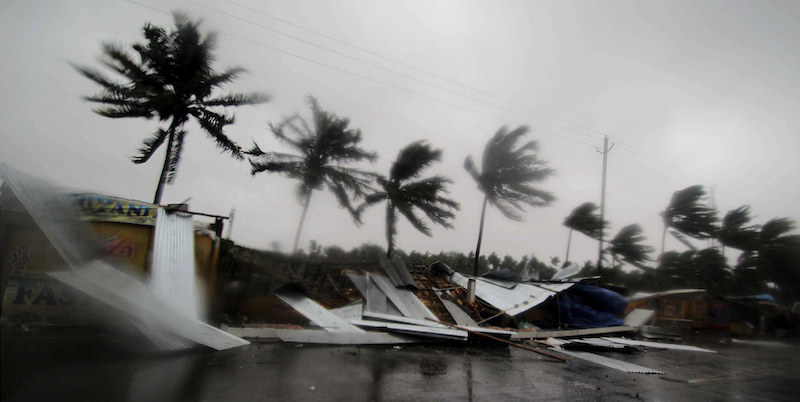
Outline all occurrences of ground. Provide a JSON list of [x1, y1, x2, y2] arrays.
[[2, 326, 800, 401]]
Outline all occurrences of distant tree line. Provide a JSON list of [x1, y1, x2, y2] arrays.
[[76, 12, 799, 304]]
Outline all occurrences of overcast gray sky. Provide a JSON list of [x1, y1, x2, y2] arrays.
[[1, 0, 798, 268]]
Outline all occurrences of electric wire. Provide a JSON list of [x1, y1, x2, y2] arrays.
[[124, 0, 763, 214], [217, 0, 758, 210], [189, 0, 604, 144]]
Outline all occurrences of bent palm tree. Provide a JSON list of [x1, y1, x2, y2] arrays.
[[358, 141, 460, 258], [464, 125, 555, 275], [606, 224, 654, 270], [247, 96, 377, 252], [739, 218, 800, 301], [718, 205, 759, 255], [74, 12, 269, 204], [660, 185, 718, 257], [563, 202, 607, 263]]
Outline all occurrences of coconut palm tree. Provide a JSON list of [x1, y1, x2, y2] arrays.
[[358, 141, 459, 258], [73, 12, 269, 204], [606, 224, 654, 270], [659, 185, 718, 257], [247, 95, 377, 252], [718, 205, 759, 255], [464, 125, 555, 275], [740, 218, 800, 302], [563, 202, 607, 264]]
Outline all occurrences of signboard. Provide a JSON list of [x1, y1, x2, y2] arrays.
[[73, 193, 157, 226], [1, 278, 118, 326]]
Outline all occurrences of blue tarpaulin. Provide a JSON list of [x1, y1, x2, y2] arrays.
[[552, 285, 627, 328]]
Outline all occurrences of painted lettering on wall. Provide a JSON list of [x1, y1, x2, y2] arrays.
[[11, 244, 31, 275], [72, 193, 157, 225]]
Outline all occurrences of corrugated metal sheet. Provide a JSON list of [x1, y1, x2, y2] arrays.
[[329, 301, 364, 322], [0, 163, 101, 269], [48, 261, 250, 350], [275, 329, 418, 344], [368, 273, 436, 320], [449, 272, 574, 317], [601, 337, 717, 353], [378, 255, 419, 289], [352, 319, 468, 341], [552, 347, 665, 374], [439, 299, 479, 327], [274, 289, 363, 333], [151, 208, 201, 321]]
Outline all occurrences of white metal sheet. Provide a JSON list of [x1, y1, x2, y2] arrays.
[[48, 261, 250, 350], [552, 347, 665, 374], [450, 272, 573, 316], [439, 299, 479, 327], [151, 208, 201, 320], [276, 329, 418, 344], [601, 337, 717, 353], [623, 309, 656, 328], [275, 289, 363, 333], [352, 320, 467, 341], [368, 273, 436, 320]]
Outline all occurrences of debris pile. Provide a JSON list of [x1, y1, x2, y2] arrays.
[[222, 248, 718, 373]]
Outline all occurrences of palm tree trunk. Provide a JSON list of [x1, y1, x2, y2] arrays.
[[153, 126, 177, 205], [660, 224, 668, 262], [565, 228, 573, 264], [473, 196, 489, 276], [385, 202, 395, 259], [292, 190, 313, 253]]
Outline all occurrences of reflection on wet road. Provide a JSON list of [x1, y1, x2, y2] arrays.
[[2, 327, 800, 401]]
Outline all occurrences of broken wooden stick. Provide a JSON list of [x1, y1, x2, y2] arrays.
[[425, 317, 567, 362]]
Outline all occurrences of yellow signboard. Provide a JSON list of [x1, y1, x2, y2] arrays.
[[73, 193, 158, 226]]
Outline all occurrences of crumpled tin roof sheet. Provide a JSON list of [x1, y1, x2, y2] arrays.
[[449, 272, 574, 316], [275, 288, 364, 333]]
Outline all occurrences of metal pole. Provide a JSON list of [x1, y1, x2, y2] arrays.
[[596, 136, 614, 284]]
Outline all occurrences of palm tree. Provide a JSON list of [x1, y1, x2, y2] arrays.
[[660, 185, 718, 257], [563, 202, 607, 264], [247, 96, 377, 252], [745, 218, 800, 302], [464, 125, 555, 275], [358, 141, 459, 258], [718, 205, 759, 255], [606, 224, 654, 270], [73, 12, 269, 204]]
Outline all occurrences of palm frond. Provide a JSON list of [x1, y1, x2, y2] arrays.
[[607, 224, 654, 266], [202, 92, 270, 107], [396, 202, 431, 236], [465, 125, 555, 223], [662, 185, 718, 240], [389, 141, 442, 181], [191, 108, 242, 159], [327, 180, 362, 224], [564, 202, 607, 240], [131, 129, 169, 164]]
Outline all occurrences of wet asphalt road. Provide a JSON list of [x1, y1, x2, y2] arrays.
[[2, 326, 800, 401]]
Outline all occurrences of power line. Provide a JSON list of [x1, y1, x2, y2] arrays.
[[220, 0, 761, 209], [189, 1, 604, 144], [125, 0, 760, 213], [225, 0, 606, 141], [124, 0, 598, 146]]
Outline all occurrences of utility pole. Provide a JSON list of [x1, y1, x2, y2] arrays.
[[596, 136, 614, 284], [226, 206, 235, 239]]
